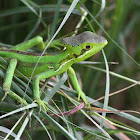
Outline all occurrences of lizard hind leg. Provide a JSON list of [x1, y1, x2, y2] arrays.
[[1, 58, 28, 106], [1, 58, 17, 102]]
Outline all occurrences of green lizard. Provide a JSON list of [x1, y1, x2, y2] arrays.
[[0, 31, 107, 111]]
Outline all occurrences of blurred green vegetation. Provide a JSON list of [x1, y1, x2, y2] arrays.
[[0, 0, 140, 139]]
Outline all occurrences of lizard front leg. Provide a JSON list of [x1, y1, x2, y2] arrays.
[[67, 67, 89, 106], [1, 58, 27, 105], [33, 69, 56, 112]]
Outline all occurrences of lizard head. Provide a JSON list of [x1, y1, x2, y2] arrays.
[[62, 31, 108, 62]]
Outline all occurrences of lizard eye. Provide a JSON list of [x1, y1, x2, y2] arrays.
[[86, 45, 90, 49]]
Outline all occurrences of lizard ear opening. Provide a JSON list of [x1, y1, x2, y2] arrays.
[[73, 54, 78, 58]]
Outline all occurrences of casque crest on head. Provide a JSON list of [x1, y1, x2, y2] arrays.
[[62, 31, 107, 47]]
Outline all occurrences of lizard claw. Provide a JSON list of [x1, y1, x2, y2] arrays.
[[78, 94, 80, 101], [0, 92, 8, 104], [34, 99, 48, 113]]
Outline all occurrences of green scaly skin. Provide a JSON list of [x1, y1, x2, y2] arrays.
[[0, 32, 108, 111]]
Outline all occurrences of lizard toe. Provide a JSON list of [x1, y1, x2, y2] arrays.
[[34, 99, 48, 113]]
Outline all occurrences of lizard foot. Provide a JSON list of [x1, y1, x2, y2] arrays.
[[78, 91, 90, 107], [34, 99, 48, 113], [0, 91, 28, 106], [8, 91, 28, 106]]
